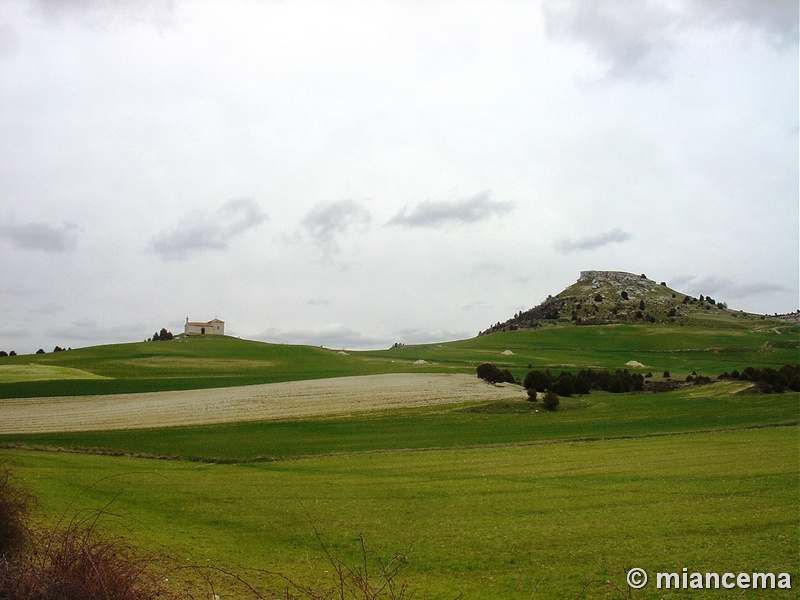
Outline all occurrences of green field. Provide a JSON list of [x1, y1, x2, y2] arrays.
[[2, 427, 797, 599], [1, 321, 797, 397], [1, 321, 798, 598]]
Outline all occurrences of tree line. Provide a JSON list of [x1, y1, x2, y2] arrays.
[[477, 363, 800, 401], [718, 364, 800, 394]]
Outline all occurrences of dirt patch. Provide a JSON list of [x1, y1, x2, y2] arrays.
[[0, 374, 526, 434]]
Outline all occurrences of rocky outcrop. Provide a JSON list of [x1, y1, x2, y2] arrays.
[[578, 271, 659, 298], [478, 270, 779, 336]]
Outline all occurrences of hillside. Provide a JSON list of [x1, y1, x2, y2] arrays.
[[480, 270, 778, 334]]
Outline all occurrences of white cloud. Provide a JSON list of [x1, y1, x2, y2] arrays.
[[254, 323, 387, 350], [554, 228, 632, 253], [671, 275, 788, 304], [148, 198, 267, 261], [0, 221, 80, 252], [387, 191, 514, 228], [0, 1, 796, 352], [542, 0, 798, 81], [300, 200, 372, 255], [48, 317, 150, 344]]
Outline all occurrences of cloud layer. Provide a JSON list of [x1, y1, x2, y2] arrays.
[[0, 221, 80, 252], [149, 198, 267, 261], [554, 228, 632, 253], [543, 0, 799, 80], [301, 200, 372, 255], [387, 192, 514, 228], [0, 1, 796, 353]]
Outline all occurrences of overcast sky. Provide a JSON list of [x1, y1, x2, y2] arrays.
[[1, 0, 798, 354]]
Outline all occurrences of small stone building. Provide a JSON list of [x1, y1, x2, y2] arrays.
[[184, 317, 225, 336]]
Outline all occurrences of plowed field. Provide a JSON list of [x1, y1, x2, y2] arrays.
[[0, 373, 525, 434]]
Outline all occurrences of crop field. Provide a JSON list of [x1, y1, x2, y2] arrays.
[[0, 322, 798, 598]]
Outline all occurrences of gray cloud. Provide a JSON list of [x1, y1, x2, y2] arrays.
[[543, 0, 798, 81], [0, 221, 80, 252], [31, 0, 178, 29], [301, 200, 372, 254], [254, 323, 387, 350], [29, 303, 67, 315], [672, 275, 787, 304], [254, 323, 472, 350], [554, 228, 632, 253], [387, 191, 514, 228], [149, 197, 267, 261], [48, 317, 148, 344], [305, 298, 331, 306], [543, 0, 677, 80], [690, 0, 799, 48], [389, 327, 473, 346]]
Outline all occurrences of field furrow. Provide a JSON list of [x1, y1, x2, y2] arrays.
[[0, 373, 525, 434]]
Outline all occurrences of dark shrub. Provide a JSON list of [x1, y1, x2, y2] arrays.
[[523, 369, 553, 392], [0, 467, 31, 561], [542, 391, 560, 411], [552, 372, 575, 397], [477, 363, 504, 384], [574, 374, 591, 395]]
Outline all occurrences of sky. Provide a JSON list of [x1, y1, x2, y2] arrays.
[[1, 0, 798, 355]]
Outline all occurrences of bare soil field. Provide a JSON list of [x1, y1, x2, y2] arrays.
[[0, 373, 526, 434]]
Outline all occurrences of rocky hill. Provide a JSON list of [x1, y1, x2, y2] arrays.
[[479, 270, 773, 335]]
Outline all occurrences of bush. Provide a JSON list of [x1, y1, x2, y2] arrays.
[[523, 369, 553, 392], [0, 466, 416, 599], [541, 391, 560, 411], [0, 467, 32, 561], [0, 467, 178, 600], [4, 523, 174, 600], [151, 328, 174, 342], [476, 363, 514, 384], [551, 372, 575, 397]]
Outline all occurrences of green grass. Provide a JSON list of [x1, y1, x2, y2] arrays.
[[2, 384, 797, 462], [1, 320, 798, 597], [2, 426, 797, 599], [367, 324, 800, 375], [1, 321, 796, 398], [0, 364, 111, 383], [0, 336, 432, 398]]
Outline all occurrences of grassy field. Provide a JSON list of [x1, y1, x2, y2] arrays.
[[1, 383, 797, 462], [1, 321, 798, 598], [1, 426, 797, 599], [1, 321, 797, 397]]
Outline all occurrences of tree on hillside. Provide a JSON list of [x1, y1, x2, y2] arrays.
[[152, 328, 174, 341], [476, 363, 514, 384], [523, 369, 553, 392], [542, 391, 560, 411], [551, 372, 575, 397]]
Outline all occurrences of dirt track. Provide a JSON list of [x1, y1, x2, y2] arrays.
[[0, 373, 526, 434]]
